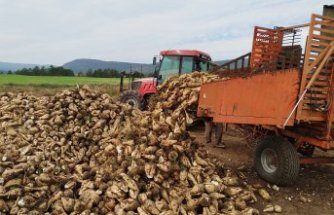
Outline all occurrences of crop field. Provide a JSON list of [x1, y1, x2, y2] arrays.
[[0, 75, 125, 96], [0, 74, 121, 86]]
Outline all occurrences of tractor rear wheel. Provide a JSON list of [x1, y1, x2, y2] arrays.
[[120, 90, 142, 109], [255, 135, 300, 186]]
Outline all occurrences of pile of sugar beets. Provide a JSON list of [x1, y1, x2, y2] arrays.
[[0, 72, 276, 214]]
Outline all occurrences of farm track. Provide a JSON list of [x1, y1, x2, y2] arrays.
[[190, 125, 334, 215]]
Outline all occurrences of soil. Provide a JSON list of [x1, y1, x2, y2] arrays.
[[189, 125, 334, 215]]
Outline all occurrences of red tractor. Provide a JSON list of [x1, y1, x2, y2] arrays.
[[119, 49, 213, 109]]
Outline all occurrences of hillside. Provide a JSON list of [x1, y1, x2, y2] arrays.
[[214, 60, 229, 65], [63, 59, 155, 74], [0, 62, 45, 72], [0, 59, 230, 74]]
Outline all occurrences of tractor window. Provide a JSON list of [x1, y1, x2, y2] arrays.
[[200, 61, 209, 71], [181, 57, 193, 74], [159, 56, 180, 80], [194, 58, 209, 72]]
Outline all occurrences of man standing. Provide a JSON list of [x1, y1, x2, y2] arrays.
[[204, 118, 225, 148]]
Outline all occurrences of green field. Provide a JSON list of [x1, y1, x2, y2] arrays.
[[0, 74, 121, 86], [0, 74, 124, 96]]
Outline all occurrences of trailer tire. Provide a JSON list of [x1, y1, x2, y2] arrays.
[[255, 135, 299, 186], [120, 90, 142, 109]]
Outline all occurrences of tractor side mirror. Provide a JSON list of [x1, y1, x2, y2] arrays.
[[153, 57, 157, 65]]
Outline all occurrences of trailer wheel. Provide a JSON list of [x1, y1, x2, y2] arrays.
[[255, 136, 299, 186], [120, 90, 142, 109]]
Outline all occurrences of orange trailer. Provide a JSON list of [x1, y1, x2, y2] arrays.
[[198, 11, 334, 185]]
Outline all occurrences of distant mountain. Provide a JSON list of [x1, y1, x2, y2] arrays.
[[0, 62, 45, 72], [0, 58, 230, 74], [63, 59, 155, 74], [214, 60, 229, 65]]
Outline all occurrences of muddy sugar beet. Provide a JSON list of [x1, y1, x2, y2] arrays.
[[0, 74, 263, 214], [149, 72, 221, 118]]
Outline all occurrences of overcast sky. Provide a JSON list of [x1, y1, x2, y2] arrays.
[[0, 0, 331, 65]]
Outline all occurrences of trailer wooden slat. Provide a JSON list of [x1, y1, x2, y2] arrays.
[[304, 99, 328, 104], [314, 20, 334, 28], [312, 81, 330, 87], [304, 93, 328, 99], [313, 26, 334, 34], [313, 34, 334, 42], [311, 47, 326, 53], [312, 40, 331, 47]]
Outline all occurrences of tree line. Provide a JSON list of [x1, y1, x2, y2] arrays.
[[1, 66, 146, 78], [15, 66, 75, 76], [84, 69, 145, 78]]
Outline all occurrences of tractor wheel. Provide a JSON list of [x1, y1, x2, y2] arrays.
[[120, 90, 142, 109], [255, 135, 300, 186]]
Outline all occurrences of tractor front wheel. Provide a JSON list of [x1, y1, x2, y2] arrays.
[[120, 90, 142, 109], [255, 135, 300, 186]]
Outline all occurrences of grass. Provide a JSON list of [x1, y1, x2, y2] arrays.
[[0, 74, 126, 97], [0, 74, 121, 86]]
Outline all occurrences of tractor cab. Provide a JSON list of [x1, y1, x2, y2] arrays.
[[120, 49, 212, 109], [154, 50, 212, 81]]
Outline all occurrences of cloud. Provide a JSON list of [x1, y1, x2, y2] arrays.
[[0, 0, 331, 64]]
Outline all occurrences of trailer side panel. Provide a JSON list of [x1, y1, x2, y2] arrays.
[[197, 69, 300, 126]]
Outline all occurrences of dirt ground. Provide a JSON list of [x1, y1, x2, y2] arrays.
[[189, 125, 334, 215]]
